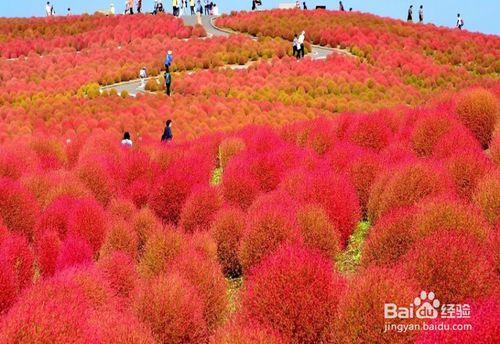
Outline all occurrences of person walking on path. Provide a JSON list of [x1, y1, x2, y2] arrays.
[[164, 50, 173, 72], [161, 120, 173, 142], [67, 8, 72, 16], [298, 31, 305, 59], [456, 13, 464, 30], [407, 5, 413, 22], [139, 67, 148, 88], [418, 5, 423, 23], [165, 71, 172, 96], [303, 2, 307, 10], [190, 0, 195, 15], [339, 1, 345, 11], [137, 0, 142, 13], [122, 132, 133, 147], [45, 2, 52, 16]]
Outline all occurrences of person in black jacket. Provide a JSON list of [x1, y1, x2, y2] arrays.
[[161, 120, 173, 142], [407, 5, 413, 22]]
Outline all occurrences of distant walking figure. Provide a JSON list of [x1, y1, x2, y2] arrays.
[[190, 0, 195, 15], [161, 120, 173, 142], [418, 5, 423, 23], [456, 13, 464, 30], [303, 2, 307, 10], [164, 50, 173, 72], [339, 1, 345, 11], [137, 0, 142, 13], [165, 71, 172, 96], [139, 67, 148, 88], [121, 132, 133, 147], [407, 5, 413, 22], [67, 8, 72, 16], [45, 2, 52, 16]]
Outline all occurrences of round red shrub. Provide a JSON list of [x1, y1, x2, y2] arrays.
[[411, 113, 458, 156], [211, 319, 286, 344], [55, 235, 93, 272], [211, 207, 245, 278], [332, 266, 419, 344], [367, 162, 454, 223], [491, 130, 500, 166], [98, 251, 138, 299], [76, 157, 115, 206], [66, 198, 108, 254], [240, 194, 299, 272], [35, 195, 78, 240], [172, 249, 229, 332], [138, 227, 186, 278], [222, 158, 261, 210], [35, 229, 61, 277], [473, 171, 500, 225], [132, 272, 208, 344], [281, 168, 361, 247], [416, 295, 499, 343], [219, 137, 246, 169], [0, 257, 17, 314], [100, 219, 139, 259], [241, 244, 346, 343], [400, 232, 497, 304], [348, 115, 392, 152], [180, 185, 223, 233], [362, 208, 417, 268], [456, 88, 499, 148], [131, 206, 162, 248], [0, 233, 34, 290], [297, 205, 342, 260], [0, 177, 40, 241], [445, 150, 493, 200]]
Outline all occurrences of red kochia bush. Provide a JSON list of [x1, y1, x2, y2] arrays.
[[222, 157, 261, 210], [491, 130, 500, 166], [66, 198, 108, 254], [332, 266, 418, 344], [281, 168, 361, 246], [348, 114, 392, 152], [297, 205, 342, 260], [55, 235, 93, 272], [99, 219, 139, 259], [410, 113, 458, 156], [416, 295, 500, 343], [445, 150, 492, 200], [456, 88, 498, 148], [0, 257, 17, 314], [431, 124, 483, 159], [35, 229, 61, 277], [132, 273, 208, 344], [367, 162, 453, 223], [401, 232, 497, 304], [211, 319, 286, 344], [473, 171, 500, 225], [0, 177, 39, 240], [241, 244, 346, 344], [211, 207, 246, 278], [239, 193, 299, 272], [98, 251, 138, 299], [0, 233, 34, 290], [172, 249, 229, 332], [361, 208, 417, 268], [180, 185, 223, 233]]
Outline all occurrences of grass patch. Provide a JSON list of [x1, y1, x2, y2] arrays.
[[336, 221, 370, 274], [211, 167, 223, 185], [226, 277, 243, 314]]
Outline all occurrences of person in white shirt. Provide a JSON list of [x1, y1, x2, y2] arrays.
[[298, 31, 305, 58], [110, 3, 116, 15], [67, 8, 72, 16], [121, 132, 133, 147], [456, 13, 464, 30], [45, 1, 54, 17], [212, 3, 219, 16], [139, 67, 148, 88]]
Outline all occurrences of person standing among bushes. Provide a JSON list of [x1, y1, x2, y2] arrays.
[[292, 34, 299, 58], [456, 13, 464, 30], [407, 5, 413, 22], [303, 2, 307, 10], [164, 50, 173, 72], [339, 1, 345, 11], [139, 67, 148, 88], [121, 132, 133, 147], [204, 0, 210, 15], [418, 5, 424, 23], [45, 2, 52, 16], [161, 120, 173, 142], [165, 71, 172, 96], [298, 31, 305, 59], [137, 0, 142, 13]]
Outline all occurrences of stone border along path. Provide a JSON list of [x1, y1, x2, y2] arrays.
[[99, 15, 354, 97]]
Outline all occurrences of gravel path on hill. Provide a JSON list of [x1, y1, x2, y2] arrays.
[[100, 14, 353, 97]]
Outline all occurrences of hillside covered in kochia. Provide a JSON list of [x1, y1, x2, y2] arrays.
[[0, 9, 498, 343]]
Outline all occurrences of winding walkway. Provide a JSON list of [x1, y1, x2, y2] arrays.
[[100, 15, 353, 97]]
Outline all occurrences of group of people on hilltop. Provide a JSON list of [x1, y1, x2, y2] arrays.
[[407, 4, 464, 29]]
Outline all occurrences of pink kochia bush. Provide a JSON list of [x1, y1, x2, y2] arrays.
[[241, 244, 346, 343]]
